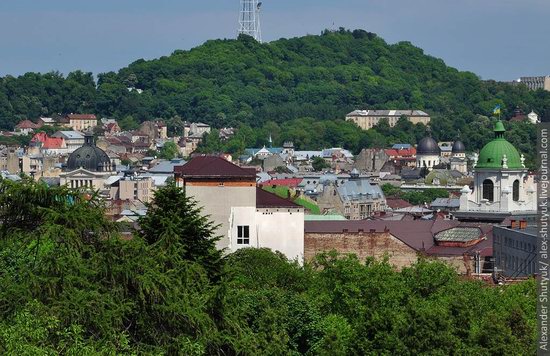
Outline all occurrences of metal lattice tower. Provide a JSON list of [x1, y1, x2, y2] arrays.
[[238, 0, 262, 43]]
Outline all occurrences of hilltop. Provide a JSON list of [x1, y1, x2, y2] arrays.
[[0, 29, 545, 158]]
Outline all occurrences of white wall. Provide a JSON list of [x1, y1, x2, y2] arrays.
[[229, 206, 304, 263], [256, 207, 304, 263], [184, 185, 256, 249]]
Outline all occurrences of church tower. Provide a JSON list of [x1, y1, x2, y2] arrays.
[[457, 120, 536, 221]]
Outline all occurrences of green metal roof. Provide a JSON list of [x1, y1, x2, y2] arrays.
[[475, 121, 522, 169]]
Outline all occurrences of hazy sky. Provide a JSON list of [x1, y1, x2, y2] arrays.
[[0, 0, 548, 80]]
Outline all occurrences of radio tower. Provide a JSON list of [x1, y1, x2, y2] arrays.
[[238, 0, 262, 43]]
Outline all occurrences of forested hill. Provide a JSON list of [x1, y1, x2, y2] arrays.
[[0, 29, 547, 146]]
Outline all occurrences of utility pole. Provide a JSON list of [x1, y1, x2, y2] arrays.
[[238, 0, 262, 43]]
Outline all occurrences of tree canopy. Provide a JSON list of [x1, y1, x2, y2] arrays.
[[0, 178, 537, 354]]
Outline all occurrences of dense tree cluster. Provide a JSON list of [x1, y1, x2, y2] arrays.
[[0, 179, 536, 354], [382, 184, 450, 205]]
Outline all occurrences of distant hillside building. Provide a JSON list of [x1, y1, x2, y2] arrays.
[[515, 76, 550, 91], [346, 109, 430, 130], [62, 114, 98, 131]]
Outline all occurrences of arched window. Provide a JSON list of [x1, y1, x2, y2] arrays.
[[513, 180, 520, 201], [482, 179, 494, 202]]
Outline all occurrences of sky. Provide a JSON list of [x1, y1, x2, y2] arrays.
[[0, 0, 548, 80]]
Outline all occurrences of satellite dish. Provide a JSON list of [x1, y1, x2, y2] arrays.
[[257, 2, 262, 9]]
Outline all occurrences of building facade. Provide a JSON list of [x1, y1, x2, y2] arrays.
[[346, 109, 431, 130], [516, 76, 550, 91], [66, 114, 98, 131], [493, 222, 536, 278]]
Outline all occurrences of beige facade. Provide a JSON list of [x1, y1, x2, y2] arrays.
[[346, 110, 431, 130], [181, 182, 256, 249], [70, 118, 97, 131], [60, 168, 112, 190], [517, 76, 550, 91], [111, 177, 155, 203]]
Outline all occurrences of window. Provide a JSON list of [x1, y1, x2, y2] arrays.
[[513, 179, 520, 201], [237, 225, 250, 245], [482, 179, 494, 202]]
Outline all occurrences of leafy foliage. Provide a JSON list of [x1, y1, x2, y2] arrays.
[[382, 183, 450, 205], [0, 177, 536, 354]]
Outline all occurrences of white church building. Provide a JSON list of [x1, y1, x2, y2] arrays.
[[455, 120, 537, 222]]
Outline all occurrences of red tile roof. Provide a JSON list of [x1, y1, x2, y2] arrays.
[[67, 114, 97, 120], [385, 147, 416, 157], [256, 188, 300, 208], [175, 155, 256, 178], [31, 132, 65, 149], [262, 178, 303, 187]]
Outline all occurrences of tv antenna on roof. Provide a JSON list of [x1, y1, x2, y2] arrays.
[[238, 0, 262, 43]]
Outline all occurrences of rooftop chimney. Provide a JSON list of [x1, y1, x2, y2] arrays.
[[519, 220, 527, 230]]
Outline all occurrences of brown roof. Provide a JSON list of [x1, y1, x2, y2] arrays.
[[304, 220, 494, 256], [256, 188, 300, 209], [175, 155, 256, 178], [386, 198, 412, 210], [67, 114, 97, 120], [16, 119, 41, 129]]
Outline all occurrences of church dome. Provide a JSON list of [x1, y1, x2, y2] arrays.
[[451, 140, 466, 154], [66, 132, 113, 172], [476, 121, 522, 169], [417, 136, 440, 155]]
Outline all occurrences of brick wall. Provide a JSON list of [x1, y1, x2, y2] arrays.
[[304, 231, 418, 270]]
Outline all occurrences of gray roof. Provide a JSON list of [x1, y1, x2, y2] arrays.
[[149, 159, 186, 173], [53, 131, 84, 140], [337, 179, 384, 202], [434, 227, 482, 243], [431, 198, 460, 209]]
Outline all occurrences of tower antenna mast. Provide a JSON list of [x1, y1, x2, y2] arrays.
[[238, 0, 262, 43]]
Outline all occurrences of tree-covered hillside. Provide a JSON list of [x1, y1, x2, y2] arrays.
[[0, 29, 545, 159]]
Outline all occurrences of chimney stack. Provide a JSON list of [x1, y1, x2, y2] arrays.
[[519, 220, 527, 230]]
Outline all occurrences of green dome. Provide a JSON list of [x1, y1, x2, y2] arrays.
[[476, 121, 522, 169]]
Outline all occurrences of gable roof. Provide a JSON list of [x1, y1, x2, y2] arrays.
[[256, 188, 300, 208], [175, 155, 256, 178], [16, 119, 41, 129], [31, 132, 65, 149]]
